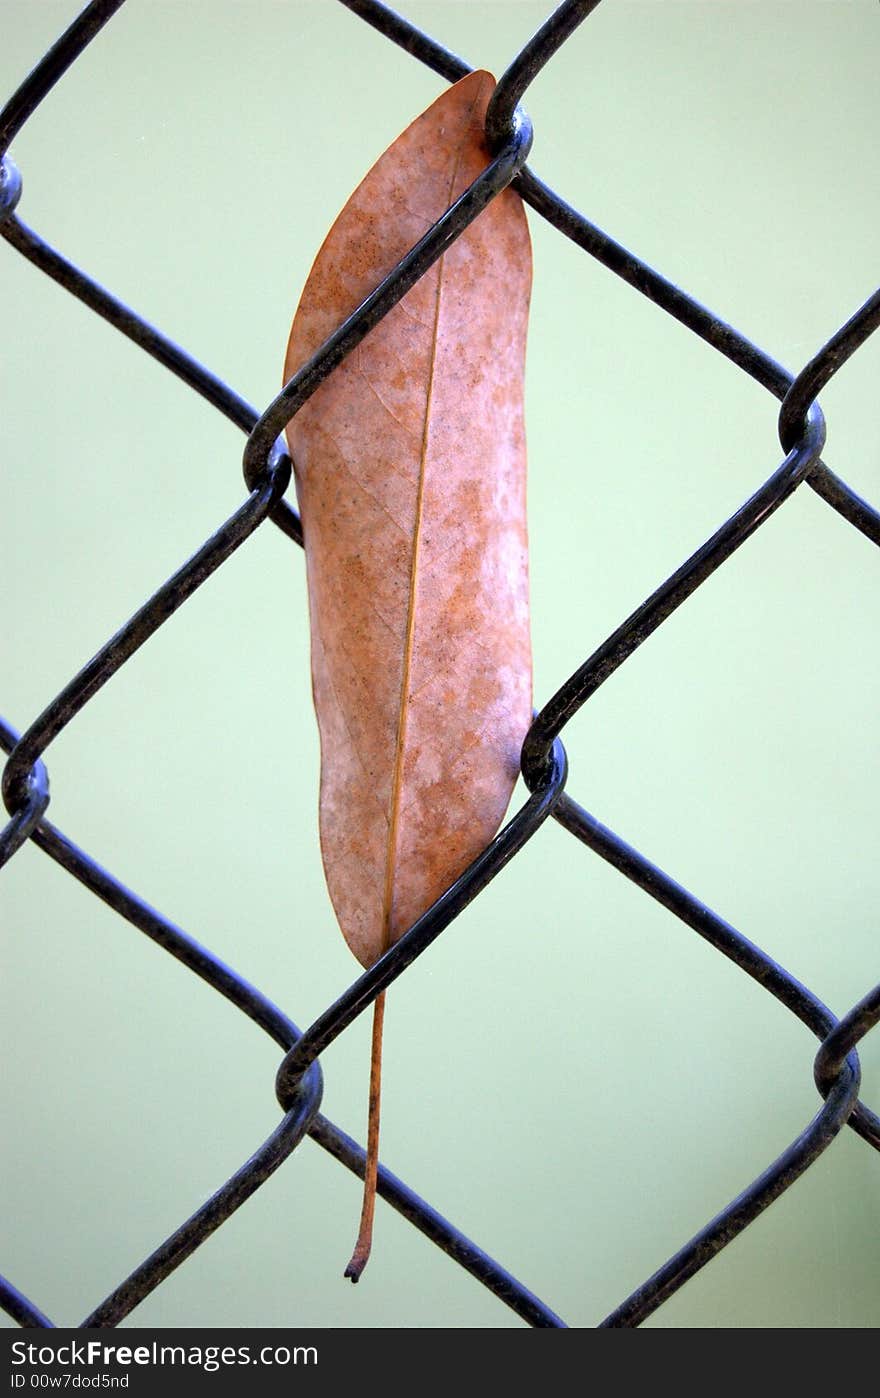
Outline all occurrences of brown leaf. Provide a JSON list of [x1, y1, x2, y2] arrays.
[[283, 69, 532, 1278]]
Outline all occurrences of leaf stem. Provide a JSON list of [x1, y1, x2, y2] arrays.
[[344, 990, 386, 1281]]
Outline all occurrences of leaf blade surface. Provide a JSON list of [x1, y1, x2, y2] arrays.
[[285, 70, 533, 971]]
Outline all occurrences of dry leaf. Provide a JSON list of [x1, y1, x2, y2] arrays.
[[283, 69, 532, 1279]]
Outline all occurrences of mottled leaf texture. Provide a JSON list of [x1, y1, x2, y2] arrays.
[[284, 70, 532, 1278]]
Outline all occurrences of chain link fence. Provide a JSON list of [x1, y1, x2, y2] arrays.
[[1, 0, 878, 1329]]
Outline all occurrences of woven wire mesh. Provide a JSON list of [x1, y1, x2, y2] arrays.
[[2, 0, 879, 1329]]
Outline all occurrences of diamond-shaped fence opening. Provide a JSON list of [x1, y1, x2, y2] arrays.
[[1, 0, 878, 1330]]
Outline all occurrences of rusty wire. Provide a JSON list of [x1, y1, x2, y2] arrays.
[[1, 0, 878, 1330]]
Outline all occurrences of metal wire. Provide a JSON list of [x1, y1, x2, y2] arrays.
[[1, 0, 877, 1330]]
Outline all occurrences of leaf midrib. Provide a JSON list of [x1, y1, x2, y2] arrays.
[[379, 83, 484, 949]]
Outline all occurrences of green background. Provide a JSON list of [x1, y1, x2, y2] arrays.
[[1, 0, 878, 1329]]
